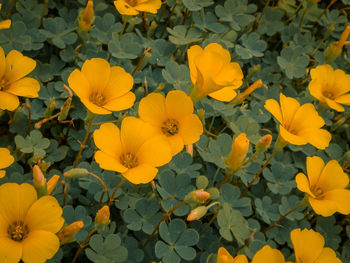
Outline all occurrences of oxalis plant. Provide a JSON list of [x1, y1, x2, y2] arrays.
[[0, 0, 350, 262]]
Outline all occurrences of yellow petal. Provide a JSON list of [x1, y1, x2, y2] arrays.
[[205, 43, 231, 63], [103, 92, 135, 112], [137, 135, 172, 167], [279, 93, 300, 127], [0, 46, 5, 79], [21, 230, 60, 263], [24, 196, 64, 233], [133, 0, 162, 14], [264, 98, 283, 124], [291, 228, 324, 263], [217, 247, 234, 263], [6, 77, 40, 98], [139, 92, 167, 126], [0, 183, 37, 223], [121, 117, 157, 153], [214, 63, 243, 88], [0, 19, 11, 29], [93, 122, 123, 157], [335, 94, 350, 105], [81, 58, 111, 92], [314, 247, 342, 263], [324, 97, 344, 112], [103, 66, 134, 99], [94, 151, 128, 173], [233, 255, 249, 263], [5, 50, 36, 84], [178, 114, 203, 145], [295, 173, 315, 198], [0, 91, 19, 111], [0, 237, 22, 263], [251, 245, 285, 263], [67, 69, 91, 100], [0, 170, 5, 178], [317, 160, 348, 192], [165, 134, 184, 156], [279, 125, 307, 145], [296, 128, 331, 150], [0, 148, 14, 169], [310, 65, 334, 86], [308, 197, 337, 217], [122, 163, 158, 184], [290, 103, 325, 132], [165, 90, 194, 120], [114, 0, 139, 15], [209, 87, 237, 102], [187, 45, 203, 84], [323, 189, 350, 215], [332, 69, 350, 96], [305, 156, 325, 187], [308, 81, 326, 103], [80, 97, 111, 115]]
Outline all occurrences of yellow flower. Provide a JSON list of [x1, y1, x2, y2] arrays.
[[0, 46, 40, 111], [0, 147, 14, 178], [57, 221, 84, 244], [93, 117, 172, 184], [216, 247, 248, 263], [138, 90, 203, 155], [308, 64, 350, 112], [264, 93, 331, 150], [0, 4, 11, 30], [0, 183, 64, 262], [187, 43, 243, 102], [114, 0, 162, 15], [225, 133, 249, 171], [296, 156, 350, 217], [252, 245, 286, 263], [78, 0, 94, 31], [291, 228, 342, 263], [67, 58, 135, 115]]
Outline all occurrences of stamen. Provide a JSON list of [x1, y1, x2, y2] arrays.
[[8, 221, 29, 242], [161, 119, 179, 136], [89, 92, 106, 107], [120, 152, 138, 169]]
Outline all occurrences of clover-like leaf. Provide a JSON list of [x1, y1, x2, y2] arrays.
[[183, 0, 214, 11], [167, 25, 202, 45], [277, 46, 309, 79], [162, 60, 192, 92], [235, 32, 267, 59]]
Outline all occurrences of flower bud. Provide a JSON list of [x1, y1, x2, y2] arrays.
[[256, 134, 272, 153], [185, 189, 211, 204], [78, 0, 94, 32], [197, 108, 205, 125], [33, 165, 47, 197], [57, 221, 84, 244], [63, 168, 89, 178], [47, 175, 60, 195], [232, 79, 263, 104], [325, 25, 350, 63], [187, 206, 208, 221], [95, 205, 110, 228], [44, 98, 57, 118], [58, 97, 72, 121], [225, 133, 249, 171], [186, 144, 193, 157]]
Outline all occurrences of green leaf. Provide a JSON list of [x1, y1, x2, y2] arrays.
[[277, 46, 309, 79], [167, 26, 202, 45], [235, 32, 267, 59], [183, 0, 214, 11]]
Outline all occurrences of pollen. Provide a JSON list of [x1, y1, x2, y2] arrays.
[[120, 152, 138, 169], [8, 221, 29, 242], [161, 119, 179, 136], [89, 92, 106, 107]]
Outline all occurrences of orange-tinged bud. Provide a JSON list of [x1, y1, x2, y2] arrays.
[[325, 25, 350, 63], [33, 165, 47, 196], [194, 190, 210, 203], [256, 134, 272, 153], [79, 0, 94, 31], [232, 79, 263, 104], [225, 133, 250, 171], [95, 205, 110, 227], [187, 206, 207, 221], [64, 168, 89, 178], [186, 144, 193, 157], [57, 221, 84, 244], [47, 175, 60, 195]]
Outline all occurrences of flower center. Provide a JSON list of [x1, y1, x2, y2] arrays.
[[120, 152, 138, 169], [0, 78, 8, 92], [89, 92, 106, 107], [161, 119, 179, 136], [323, 91, 335, 100], [125, 0, 138, 6], [8, 221, 29, 242], [311, 186, 324, 199]]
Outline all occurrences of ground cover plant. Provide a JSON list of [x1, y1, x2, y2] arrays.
[[0, 0, 350, 262]]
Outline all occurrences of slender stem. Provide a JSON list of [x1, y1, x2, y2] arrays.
[[62, 180, 68, 207], [142, 12, 149, 32], [87, 172, 108, 209], [235, 229, 257, 253], [160, 2, 178, 38], [4, 0, 16, 18], [240, 149, 278, 197], [132, 48, 152, 76], [143, 200, 186, 250], [204, 128, 218, 138], [73, 119, 92, 168], [252, 0, 271, 31], [217, 171, 235, 190], [40, 0, 48, 26], [71, 229, 97, 263], [314, 0, 337, 25], [108, 179, 125, 206], [119, 16, 130, 40], [23, 103, 31, 135]]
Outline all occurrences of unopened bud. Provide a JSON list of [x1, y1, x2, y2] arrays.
[[325, 25, 350, 63], [185, 189, 211, 204], [33, 165, 47, 197], [47, 175, 60, 195], [78, 0, 94, 32], [44, 98, 57, 118], [58, 97, 72, 121], [225, 133, 249, 171], [197, 108, 205, 125], [186, 144, 193, 157], [63, 168, 89, 178], [232, 79, 263, 104], [187, 206, 207, 221], [57, 221, 84, 244], [95, 205, 110, 228], [256, 134, 272, 153]]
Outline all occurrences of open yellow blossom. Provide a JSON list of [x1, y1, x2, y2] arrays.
[[291, 228, 342, 263], [264, 93, 331, 150], [296, 156, 350, 217], [114, 0, 162, 15], [138, 90, 203, 155], [0, 183, 64, 263], [0, 46, 40, 111], [0, 147, 14, 178], [308, 64, 350, 112], [217, 247, 248, 263], [0, 4, 11, 30], [68, 58, 135, 115], [252, 245, 286, 263], [187, 43, 243, 102], [225, 133, 249, 171], [78, 0, 94, 31], [93, 117, 172, 184]]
